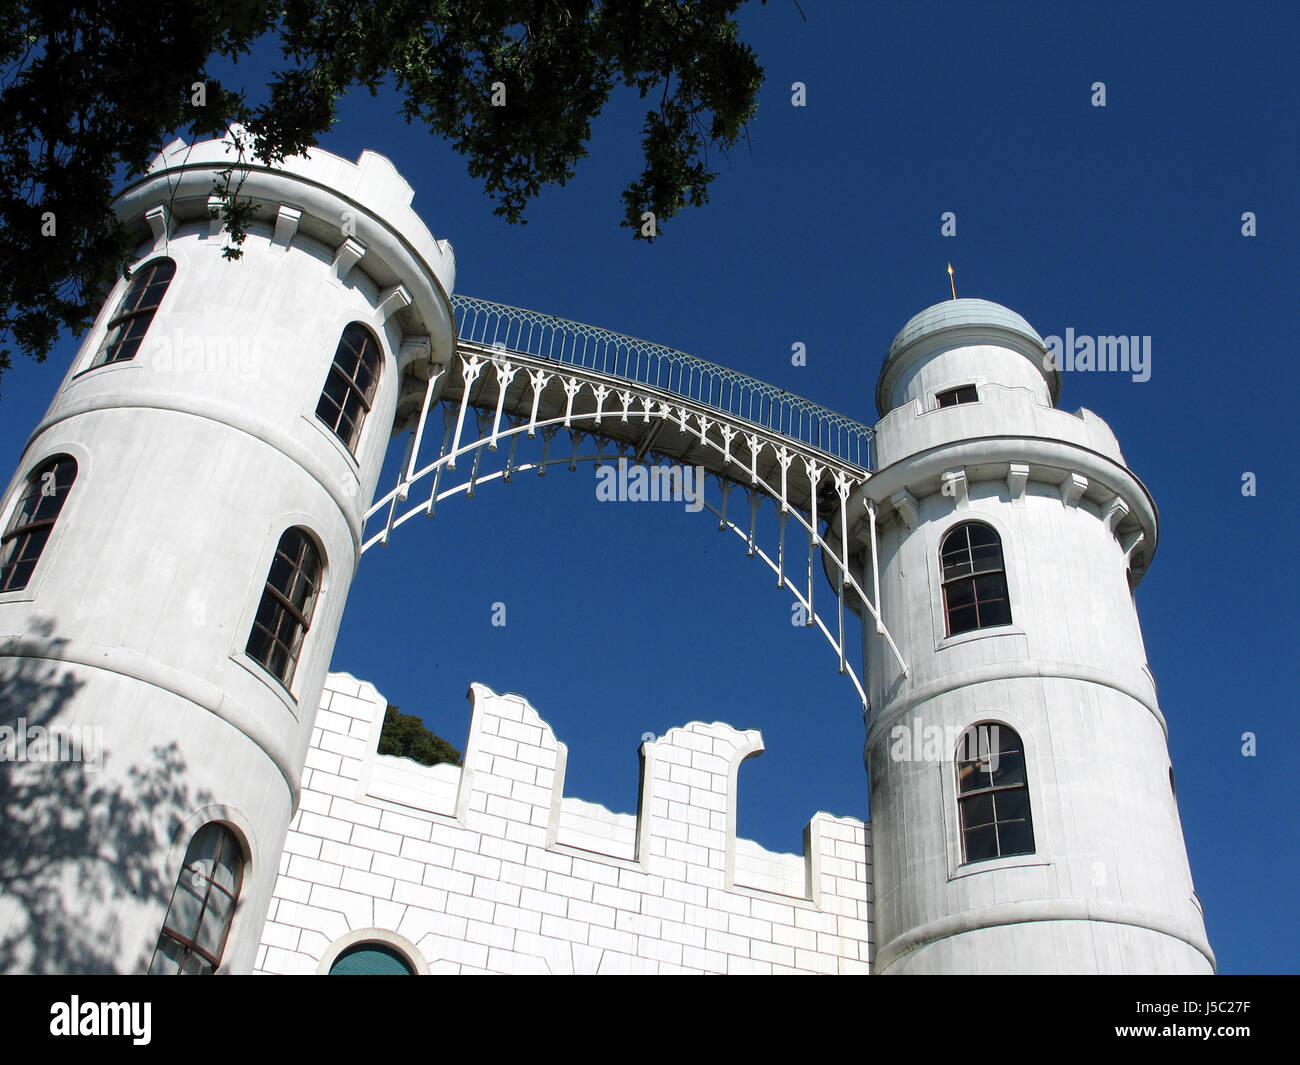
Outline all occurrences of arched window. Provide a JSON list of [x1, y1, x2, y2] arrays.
[[94, 258, 175, 366], [328, 942, 416, 975], [246, 528, 323, 690], [149, 823, 244, 974], [0, 456, 77, 592], [316, 324, 383, 455], [957, 724, 1035, 863], [940, 521, 1011, 636]]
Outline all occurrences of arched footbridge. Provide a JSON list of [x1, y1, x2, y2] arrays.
[[366, 295, 909, 711]]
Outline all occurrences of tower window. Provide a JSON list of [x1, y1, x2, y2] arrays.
[[149, 823, 244, 975], [937, 384, 978, 407], [94, 258, 175, 366], [957, 724, 1035, 862], [940, 521, 1011, 635], [246, 528, 323, 690], [0, 456, 77, 592], [316, 324, 383, 455]]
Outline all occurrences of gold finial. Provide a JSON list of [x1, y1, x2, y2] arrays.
[[947, 263, 957, 300]]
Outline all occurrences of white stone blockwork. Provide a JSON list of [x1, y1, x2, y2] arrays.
[[257, 673, 873, 975]]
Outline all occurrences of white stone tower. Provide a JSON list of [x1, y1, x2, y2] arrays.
[[853, 299, 1213, 973], [0, 130, 454, 973]]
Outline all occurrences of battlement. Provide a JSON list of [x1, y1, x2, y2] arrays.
[[111, 128, 457, 365], [135, 127, 456, 290], [256, 673, 873, 974]]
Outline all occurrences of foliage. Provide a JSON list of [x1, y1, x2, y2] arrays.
[[378, 705, 462, 767], [0, 1, 764, 388]]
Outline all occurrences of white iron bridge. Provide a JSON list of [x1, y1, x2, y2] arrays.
[[366, 295, 909, 711]]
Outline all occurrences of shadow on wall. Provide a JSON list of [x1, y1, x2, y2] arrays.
[[0, 618, 212, 974]]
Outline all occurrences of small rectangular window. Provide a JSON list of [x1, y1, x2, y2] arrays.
[[937, 384, 978, 408]]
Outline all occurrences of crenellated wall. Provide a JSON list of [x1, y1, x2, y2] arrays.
[[255, 673, 873, 974]]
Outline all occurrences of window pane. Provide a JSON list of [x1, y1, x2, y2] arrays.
[[960, 792, 994, 829], [354, 358, 376, 399], [997, 819, 1035, 857], [964, 824, 999, 862], [993, 728, 1024, 756], [947, 604, 978, 635], [272, 608, 300, 645], [323, 370, 351, 407], [141, 279, 171, 308], [945, 579, 975, 608], [977, 595, 1012, 628], [196, 889, 234, 955], [957, 759, 991, 794], [8, 529, 50, 566], [990, 750, 1025, 788], [0, 557, 36, 591], [182, 952, 213, 976], [316, 390, 346, 431], [337, 338, 363, 377], [252, 595, 279, 630], [213, 843, 241, 896], [337, 412, 361, 450], [165, 874, 206, 940], [994, 787, 1031, 823], [266, 639, 291, 680], [246, 624, 270, 662], [942, 557, 972, 581], [121, 278, 150, 314], [148, 936, 184, 975]]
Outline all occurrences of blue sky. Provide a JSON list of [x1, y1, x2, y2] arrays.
[[1, 1, 1295, 974]]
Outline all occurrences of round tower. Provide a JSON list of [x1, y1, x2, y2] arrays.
[[0, 129, 455, 973], [849, 298, 1213, 974]]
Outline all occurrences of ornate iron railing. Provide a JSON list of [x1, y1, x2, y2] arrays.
[[450, 294, 874, 471]]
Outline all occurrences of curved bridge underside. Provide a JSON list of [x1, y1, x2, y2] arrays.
[[369, 296, 909, 712]]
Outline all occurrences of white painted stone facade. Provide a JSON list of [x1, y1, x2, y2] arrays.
[[255, 673, 873, 974]]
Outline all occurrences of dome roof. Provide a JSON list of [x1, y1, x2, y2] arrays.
[[887, 299, 1044, 360], [877, 298, 1059, 416]]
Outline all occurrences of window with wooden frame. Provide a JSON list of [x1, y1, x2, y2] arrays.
[[94, 258, 175, 366], [316, 323, 382, 455], [0, 456, 77, 592], [245, 528, 323, 690], [957, 724, 1035, 863], [940, 521, 1011, 636], [149, 823, 244, 975], [936, 384, 978, 408]]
